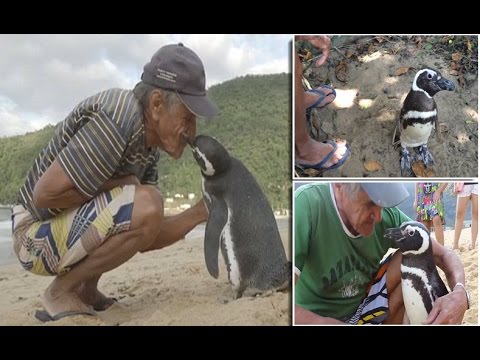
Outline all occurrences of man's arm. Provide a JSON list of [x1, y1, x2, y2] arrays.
[[294, 273, 344, 325], [424, 240, 469, 324], [33, 159, 139, 209]]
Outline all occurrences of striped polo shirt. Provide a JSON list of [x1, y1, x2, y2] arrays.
[[17, 88, 160, 221]]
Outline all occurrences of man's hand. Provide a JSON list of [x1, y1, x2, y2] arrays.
[[190, 198, 208, 223], [295, 35, 331, 67], [422, 288, 468, 324]]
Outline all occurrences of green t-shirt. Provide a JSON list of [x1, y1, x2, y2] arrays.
[[294, 183, 410, 321]]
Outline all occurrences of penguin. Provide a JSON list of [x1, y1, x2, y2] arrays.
[[394, 68, 455, 176], [185, 134, 291, 299], [384, 221, 448, 324]]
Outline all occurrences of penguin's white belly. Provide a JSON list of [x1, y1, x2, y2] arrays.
[[221, 206, 241, 290], [400, 122, 433, 147], [401, 279, 429, 324]]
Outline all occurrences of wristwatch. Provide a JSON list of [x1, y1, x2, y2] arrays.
[[454, 283, 470, 310]]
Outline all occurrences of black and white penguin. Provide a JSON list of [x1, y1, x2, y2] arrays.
[[396, 68, 455, 176], [384, 221, 448, 324], [185, 134, 291, 299]]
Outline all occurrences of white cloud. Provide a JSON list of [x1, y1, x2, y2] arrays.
[[0, 34, 291, 137]]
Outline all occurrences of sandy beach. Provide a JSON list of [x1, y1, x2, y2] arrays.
[[0, 224, 475, 325], [0, 220, 291, 326]]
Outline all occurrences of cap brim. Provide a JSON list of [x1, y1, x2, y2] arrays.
[[360, 183, 409, 208], [178, 93, 219, 118]]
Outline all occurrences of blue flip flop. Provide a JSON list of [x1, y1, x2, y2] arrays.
[[296, 140, 351, 172], [34, 309, 96, 322], [306, 84, 336, 111]]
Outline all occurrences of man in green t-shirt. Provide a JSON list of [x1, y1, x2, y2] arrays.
[[295, 183, 469, 324]]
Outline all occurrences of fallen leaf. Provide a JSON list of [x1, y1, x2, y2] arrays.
[[299, 50, 313, 62], [345, 49, 354, 58], [364, 160, 382, 172], [467, 40, 473, 52], [452, 52, 462, 62], [303, 168, 321, 177], [335, 60, 348, 82], [449, 69, 459, 76], [395, 66, 410, 76], [412, 161, 435, 177]]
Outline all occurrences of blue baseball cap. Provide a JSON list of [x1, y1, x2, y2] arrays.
[[360, 183, 409, 208]]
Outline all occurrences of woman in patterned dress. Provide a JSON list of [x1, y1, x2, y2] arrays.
[[414, 183, 447, 246]]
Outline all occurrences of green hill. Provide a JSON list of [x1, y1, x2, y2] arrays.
[[0, 125, 56, 204], [0, 73, 291, 211]]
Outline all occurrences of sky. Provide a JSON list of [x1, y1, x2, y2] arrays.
[[0, 34, 291, 137]]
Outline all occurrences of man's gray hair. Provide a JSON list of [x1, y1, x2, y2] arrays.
[[133, 81, 182, 113], [342, 183, 362, 200]]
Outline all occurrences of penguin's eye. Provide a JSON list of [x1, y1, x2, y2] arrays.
[[408, 230, 415, 236], [427, 73, 433, 80]]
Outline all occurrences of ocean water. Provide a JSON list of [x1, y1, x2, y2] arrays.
[[0, 208, 12, 244]]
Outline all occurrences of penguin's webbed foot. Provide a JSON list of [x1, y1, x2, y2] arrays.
[[417, 144, 435, 167], [400, 147, 415, 177]]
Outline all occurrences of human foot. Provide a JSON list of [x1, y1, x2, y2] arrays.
[[305, 84, 336, 110], [296, 138, 350, 170], [39, 280, 94, 321], [77, 284, 117, 311]]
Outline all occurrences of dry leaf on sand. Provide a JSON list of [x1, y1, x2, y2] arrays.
[[412, 161, 435, 177], [364, 160, 383, 172], [395, 66, 410, 76]]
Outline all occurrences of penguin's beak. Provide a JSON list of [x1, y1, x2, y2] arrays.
[[436, 77, 455, 92], [384, 227, 404, 242]]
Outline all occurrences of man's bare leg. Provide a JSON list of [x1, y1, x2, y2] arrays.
[[42, 185, 207, 317], [294, 53, 347, 168], [77, 275, 116, 311]]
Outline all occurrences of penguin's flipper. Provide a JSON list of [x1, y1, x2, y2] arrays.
[[204, 196, 228, 279], [432, 276, 449, 299]]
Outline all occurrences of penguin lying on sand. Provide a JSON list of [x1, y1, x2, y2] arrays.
[[384, 221, 448, 324], [185, 134, 291, 299], [394, 68, 455, 176]]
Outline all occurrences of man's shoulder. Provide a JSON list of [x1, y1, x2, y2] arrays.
[[295, 183, 329, 199], [94, 88, 135, 101], [381, 206, 411, 226]]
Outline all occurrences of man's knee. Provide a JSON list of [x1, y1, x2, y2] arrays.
[[131, 185, 164, 232]]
